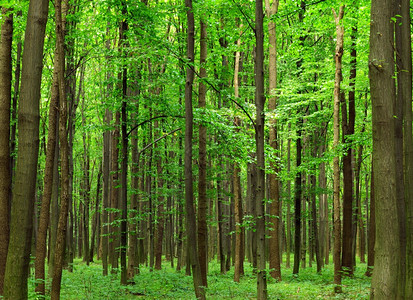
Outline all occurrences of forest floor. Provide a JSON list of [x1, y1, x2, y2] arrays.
[[28, 257, 371, 299]]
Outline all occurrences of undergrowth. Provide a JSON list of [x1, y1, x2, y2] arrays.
[[28, 256, 371, 299]]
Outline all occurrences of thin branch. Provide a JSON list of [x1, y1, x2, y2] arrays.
[[137, 128, 181, 157], [127, 115, 184, 137], [231, 0, 255, 33]]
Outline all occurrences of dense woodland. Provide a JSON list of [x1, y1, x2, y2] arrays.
[[0, 0, 412, 299]]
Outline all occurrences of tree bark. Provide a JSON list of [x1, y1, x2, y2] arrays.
[[50, 0, 70, 297], [265, 0, 281, 282], [197, 18, 208, 288], [369, 0, 400, 296], [0, 8, 13, 296], [34, 44, 60, 295], [3, 0, 49, 298], [332, 6, 344, 293], [255, 0, 267, 297], [185, 0, 205, 298]]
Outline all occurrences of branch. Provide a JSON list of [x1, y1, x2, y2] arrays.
[[127, 115, 184, 137], [137, 128, 181, 157], [231, 0, 255, 33]]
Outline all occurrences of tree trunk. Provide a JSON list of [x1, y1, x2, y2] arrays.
[[293, 121, 302, 275], [255, 0, 267, 297], [286, 133, 291, 269], [119, 4, 128, 284], [90, 166, 102, 262], [0, 8, 13, 296], [197, 18, 208, 288], [185, 0, 204, 298], [341, 11, 355, 277], [3, 0, 49, 298], [366, 168, 375, 277], [110, 112, 120, 272], [34, 44, 60, 295], [265, 0, 281, 282], [369, 0, 400, 296], [332, 6, 344, 293], [396, 0, 413, 296], [50, 0, 70, 296], [233, 27, 244, 283]]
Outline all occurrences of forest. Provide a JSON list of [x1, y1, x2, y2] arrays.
[[0, 0, 412, 299]]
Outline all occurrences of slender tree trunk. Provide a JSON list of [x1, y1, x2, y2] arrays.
[[233, 27, 244, 283], [0, 8, 13, 295], [110, 112, 120, 272], [332, 6, 344, 293], [119, 4, 128, 284], [90, 166, 102, 262], [341, 13, 355, 277], [293, 122, 302, 275], [34, 45, 60, 295], [366, 168, 375, 277], [197, 18, 208, 288], [3, 0, 49, 298], [255, 0, 267, 297], [286, 133, 291, 269], [185, 0, 204, 298], [50, 0, 70, 296], [265, 0, 281, 282]]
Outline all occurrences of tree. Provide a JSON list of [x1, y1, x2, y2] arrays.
[[0, 7, 13, 295], [255, 0, 267, 297], [184, 0, 204, 298], [332, 6, 344, 293], [50, 0, 70, 297], [3, 0, 49, 298], [265, 0, 281, 282], [197, 17, 208, 288], [369, 0, 400, 296]]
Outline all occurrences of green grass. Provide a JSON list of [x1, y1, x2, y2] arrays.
[[28, 257, 371, 299]]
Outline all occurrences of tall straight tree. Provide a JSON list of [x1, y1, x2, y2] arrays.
[[0, 7, 13, 295], [398, 0, 413, 296], [51, 0, 70, 297], [197, 17, 208, 288], [34, 40, 60, 296], [3, 0, 49, 298], [255, 0, 267, 297], [119, 0, 128, 284], [332, 6, 344, 293], [369, 0, 400, 297], [265, 0, 281, 282], [184, 0, 204, 298]]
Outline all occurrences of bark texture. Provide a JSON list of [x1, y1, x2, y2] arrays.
[[3, 0, 49, 298]]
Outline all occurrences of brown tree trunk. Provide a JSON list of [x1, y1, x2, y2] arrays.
[[0, 8, 13, 296], [366, 168, 375, 277], [90, 166, 102, 262], [197, 18, 208, 288], [341, 12, 355, 277], [185, 0, 204, 297], [285, 131, 291, 269], [119, 4, 128, 284], [3, 0, 49, 298], [34, 45, 60, 295], [265, 0, 281, 282], [233, 27, 244, 283], [110, 112, 120, 272], [398, 0, 413, 295], [50, 0, 70, 296], [369, 0, 400, 296], [332, 6, 344, 293], [255, 0, 267, 297]]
